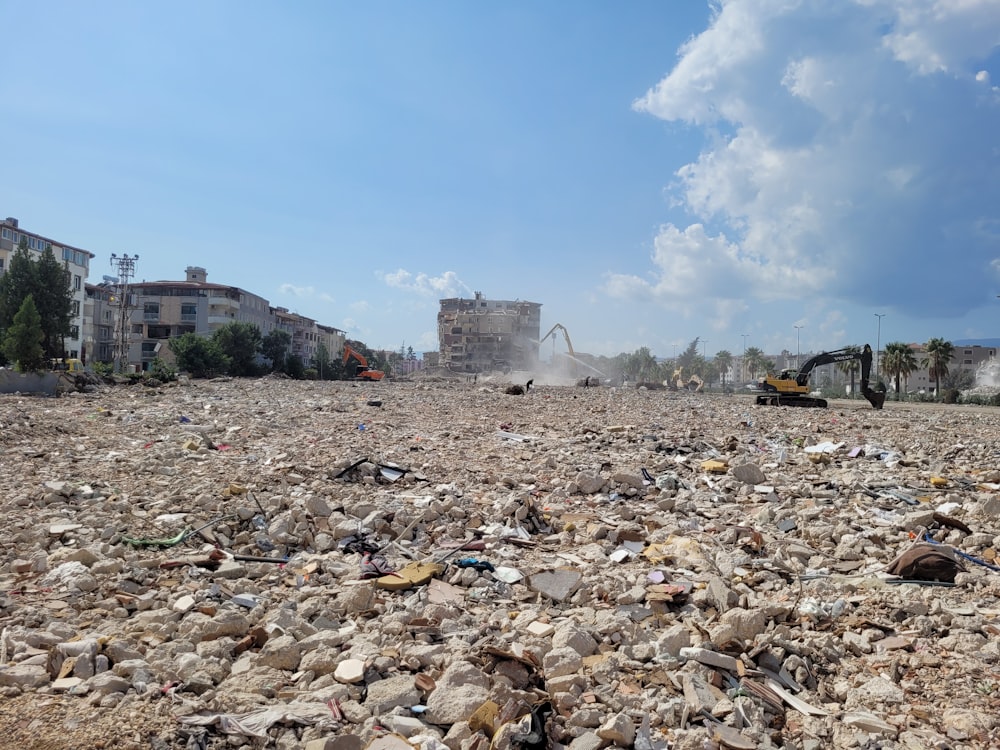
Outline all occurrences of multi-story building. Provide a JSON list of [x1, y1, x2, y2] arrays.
[[127, 267, 275, 370], [437, 292, 542, 372], [0, 216, 94, 360], [83, 283, 116, 363], [905, 343, 998, 393], [317, 324, 347, 368]]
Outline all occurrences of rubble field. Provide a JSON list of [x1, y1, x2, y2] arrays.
[[2, 377, 1000, 750]]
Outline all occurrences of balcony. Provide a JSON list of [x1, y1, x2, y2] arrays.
[[207, 295, 239, 310]]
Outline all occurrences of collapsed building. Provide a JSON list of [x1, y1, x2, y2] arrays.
[[437, 292, 541, 373]]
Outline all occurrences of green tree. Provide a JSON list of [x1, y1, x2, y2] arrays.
[[837, 345, 862, 397], [882, 342, 917, 400], [922, 337, 954, 398], [1, 295, 46, 372], [34, 245, 73, 359], [0, 241, 74, 361], [314, 342, 332, 379], [212, 322, 262, 376], [0, 243, 36, 333], [677, 338, 700, 372], [169, 333, 229, 378], [261, 329, 291, 372], [714, 350, 733, 389], [743, 346, 765, 379], [627, 346, 658, 382], [285, 353, 306, 379]]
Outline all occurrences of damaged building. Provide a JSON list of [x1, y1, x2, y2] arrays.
[[437, 292, 541, 372]]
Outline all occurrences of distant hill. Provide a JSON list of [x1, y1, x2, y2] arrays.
[[953, 339, 1000, 348]]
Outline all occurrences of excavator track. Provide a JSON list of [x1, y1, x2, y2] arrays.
[[755, 394, 828, 408]]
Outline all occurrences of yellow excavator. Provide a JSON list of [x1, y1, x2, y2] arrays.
[[755, 344, 885, 409], [670, 366, 704, 392], [539, 323, 575, 358]]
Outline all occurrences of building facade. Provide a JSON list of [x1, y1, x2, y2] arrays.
[[0, 216, 94, 360], [437, 292, 542, 372]]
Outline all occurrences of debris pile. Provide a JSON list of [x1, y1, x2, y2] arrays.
[[2, 379, 1000, 749]]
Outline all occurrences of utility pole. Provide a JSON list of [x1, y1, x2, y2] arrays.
[[110, 253, 138, 374], [874, 313, 885, 384], [794, 325, 803, 369], [741, 334, 749, 383]]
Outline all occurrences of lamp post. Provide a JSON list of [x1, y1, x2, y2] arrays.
[[874, 313, 885, 384], [741, 334, 749, 383], [794, 325, 802, 369]]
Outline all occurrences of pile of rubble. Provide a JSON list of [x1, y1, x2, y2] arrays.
[[2, 378, 1000, 749]]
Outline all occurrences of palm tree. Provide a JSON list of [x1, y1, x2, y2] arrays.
[[715, 349, 733, 389], [882, 341, 917, 399], [628, 347, 658, 382], [744, 346, 765, 379], [923, 337, 954, 398], [837, 345, 862, 397]]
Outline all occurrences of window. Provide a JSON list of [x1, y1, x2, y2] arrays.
[[0, 258, 4, 272], [1, 228, 10, 240], [73, 275, 81, 291], [63, 248, 74, 262], [71, 300, 80, 315], [69, 325, 80, 339], [181, 303, 197, 321]]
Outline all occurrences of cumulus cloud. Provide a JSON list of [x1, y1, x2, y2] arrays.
[[377, 269, 472, 298], [617, 0, 1000, 321], [277, 284, 335, 305], [278, 283, 315, 297]]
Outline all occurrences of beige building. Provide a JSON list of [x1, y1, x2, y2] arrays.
[[437, 292, 541, 372], [905, 343, 997, 393], [0, 216, 95, 360]]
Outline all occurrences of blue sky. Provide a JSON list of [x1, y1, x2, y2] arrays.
[[2, 1, 999, 360]]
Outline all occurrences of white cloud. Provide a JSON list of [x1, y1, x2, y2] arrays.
[[620, 0, 1000, 321], [351, 300, 370, 313], [378, 269, 472, 297], [278, 283, 315, 297]]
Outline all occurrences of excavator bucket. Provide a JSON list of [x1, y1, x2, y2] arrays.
[[862, 385, 886, 410]]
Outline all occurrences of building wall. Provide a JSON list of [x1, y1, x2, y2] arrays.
[[437, 291, 541, 372]]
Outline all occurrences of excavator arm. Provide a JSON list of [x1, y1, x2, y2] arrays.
[[758, 344, 884, 409], [539, 324, 575, 358]]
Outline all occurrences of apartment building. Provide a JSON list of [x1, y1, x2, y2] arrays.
[[905, 343, 997, 393], [83, 283, 116, 364], [437, 292, 542, 372], [127, 267, 275, 369], [0, 216, 94, 360]]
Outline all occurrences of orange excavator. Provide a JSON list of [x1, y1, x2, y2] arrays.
[[343, 344, 385, 381]]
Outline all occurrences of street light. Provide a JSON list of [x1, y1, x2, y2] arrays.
[[794, 325, 802, 369], [874, 313, 885, 384], [741, 334, 749, 382]]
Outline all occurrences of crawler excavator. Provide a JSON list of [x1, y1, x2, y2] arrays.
[[343, 344, 385, 381], [755, 344, 885, 409]]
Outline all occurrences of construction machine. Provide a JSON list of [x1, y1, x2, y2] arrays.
[[342, 344, 385, 381], [755, 344, 885, 409], [539, 323, 576, 359], [669, 367, 704, 392]]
